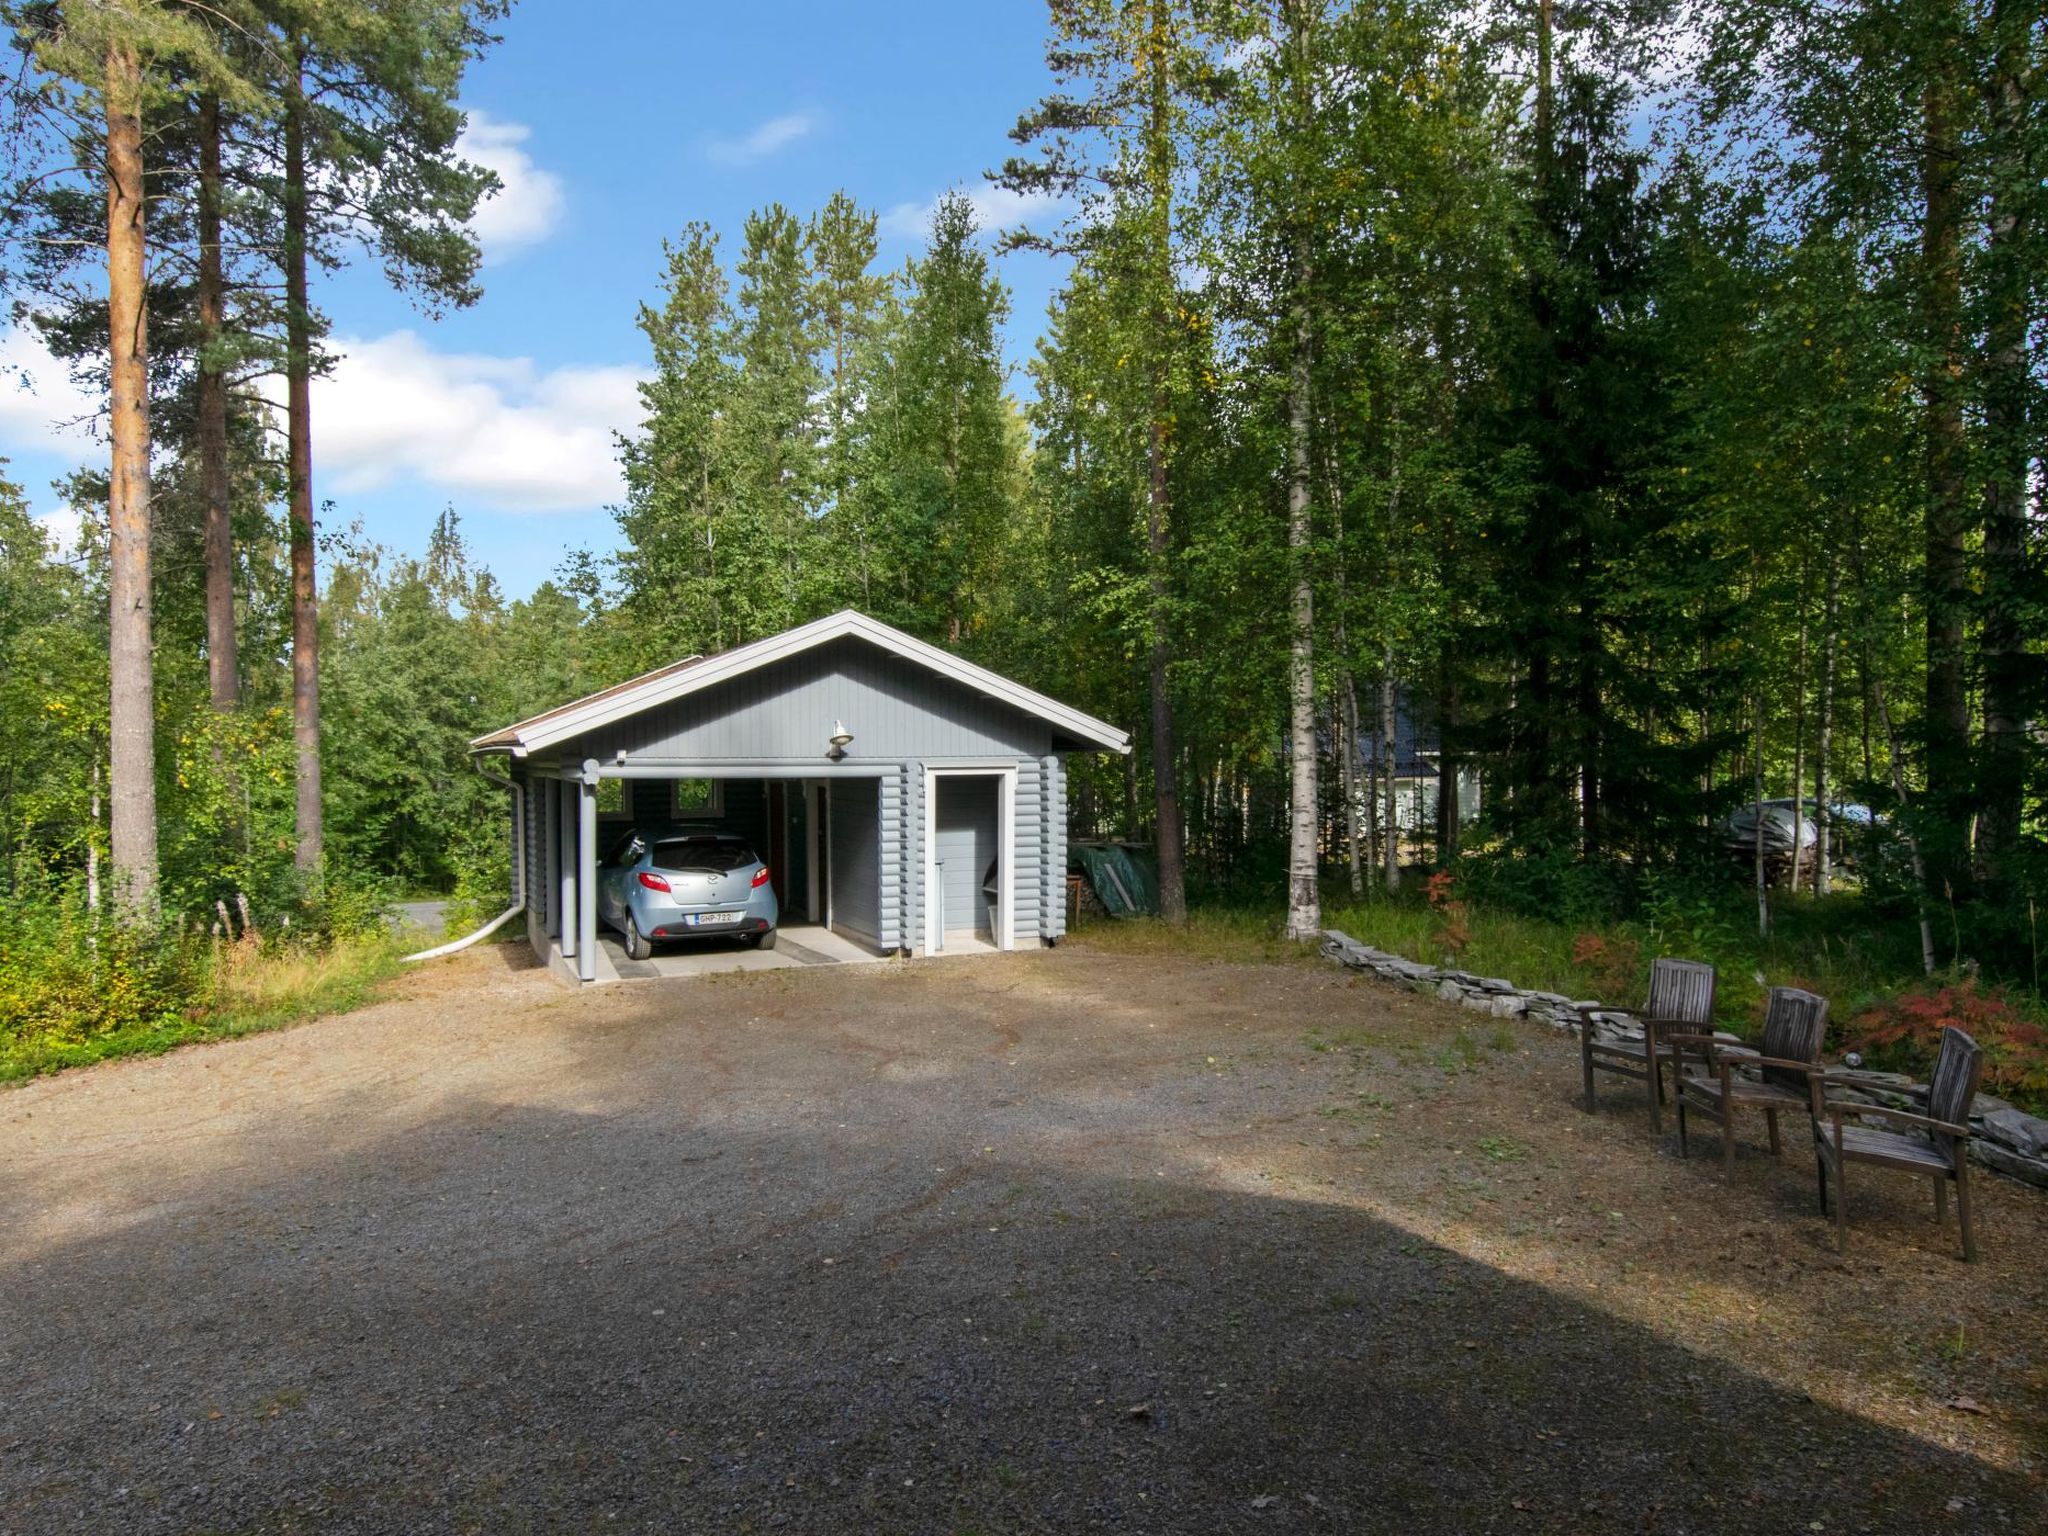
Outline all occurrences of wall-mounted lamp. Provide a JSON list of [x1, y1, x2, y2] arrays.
[[827, 720, 854, 760]]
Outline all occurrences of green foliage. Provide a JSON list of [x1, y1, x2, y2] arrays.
[[0, 884, 208, 1058], [0, 876, 400, 1082], [444, 814, 513, 936], [1843, 982, 2048, 1114], [2, 1, 2045, 1081]]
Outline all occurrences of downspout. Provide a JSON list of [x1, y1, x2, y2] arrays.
[[402, 760, 526, 963]]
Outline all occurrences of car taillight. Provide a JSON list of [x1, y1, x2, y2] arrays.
[[638, 871, 671, 893], [751, 867, 772, 888]]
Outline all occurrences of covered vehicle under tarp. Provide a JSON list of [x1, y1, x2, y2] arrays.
[[1070, 842, 1159, 918]]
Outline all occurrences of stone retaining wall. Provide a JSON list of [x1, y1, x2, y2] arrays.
[[1319, 928, 2048, 1190]]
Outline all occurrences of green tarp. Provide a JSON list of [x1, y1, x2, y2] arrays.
[[1069, 842, 1160, 919]]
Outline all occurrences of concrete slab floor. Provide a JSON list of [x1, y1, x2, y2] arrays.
[[601, 922, 887, 981]]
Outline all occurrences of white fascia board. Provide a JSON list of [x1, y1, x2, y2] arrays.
[[506, 611, 1132, 756]]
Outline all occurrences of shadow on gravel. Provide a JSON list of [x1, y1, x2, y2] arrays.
[[2, 1084, 2039, 1536]]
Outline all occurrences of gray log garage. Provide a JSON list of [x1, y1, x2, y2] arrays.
[[469, 610, 1129, 983]]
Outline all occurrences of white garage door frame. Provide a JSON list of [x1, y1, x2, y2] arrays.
[[922, 763, 1015, 957]]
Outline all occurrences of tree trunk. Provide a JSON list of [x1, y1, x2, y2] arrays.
[[1577, 540, 1600, 858], [1813, 558, 1839, 897], [1283, 236, 1318, 941], [1141, 0, 1186, 925], [197, 92, 237, 711], [1789, 568, 1809, 891], [87, 753, 102, 915], [1974, 3, 2029, 883], [1340, 669, 1364, 898], [1437, 664, 1462, 862], [104, 38, 157, 917], [285, 51, 323, 878], [1918, 54, 1970, 889], [1753, 688, 1769, 938], [1870, 645, 1940, 976], [1380, 654, 1399, 894], [1363, 703, 1379, 877], [1145, 426, 1187, 924]]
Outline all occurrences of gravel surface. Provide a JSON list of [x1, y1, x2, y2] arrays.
[[2, 941, 2043, 1533]]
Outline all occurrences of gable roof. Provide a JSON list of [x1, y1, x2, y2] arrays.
[[470, 610, 1130, 758]]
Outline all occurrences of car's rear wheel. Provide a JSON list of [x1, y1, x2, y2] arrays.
[[623, 914, 650, 961], [751, 928, 777, 951]]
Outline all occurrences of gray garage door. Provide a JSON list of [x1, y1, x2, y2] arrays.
[[933, 775, 997, 938]]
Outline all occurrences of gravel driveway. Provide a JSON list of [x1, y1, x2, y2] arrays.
[[2, 942, 2043, 1533]]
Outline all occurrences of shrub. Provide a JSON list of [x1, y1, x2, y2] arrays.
[[1842, 980, 2048, 1113], [444, 814, 514, 937], [1458, 844, 1635, 927], [0, 876, 402, 1081], [1425, 870, 1471, 964], [0, 893, 214, 1067], [1570, 930, 1642, 1003]]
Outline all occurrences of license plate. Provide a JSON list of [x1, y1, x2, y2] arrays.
[[686, 911, 743, 926]]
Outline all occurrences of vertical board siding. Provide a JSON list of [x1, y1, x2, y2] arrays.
[[1014, 759, 1043, 941], [829, 777, 882, 946]]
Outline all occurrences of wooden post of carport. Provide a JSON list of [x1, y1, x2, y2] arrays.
[[577, 760, 599, 982]]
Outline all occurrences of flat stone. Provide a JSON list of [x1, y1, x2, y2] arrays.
[[1980, 1107, 2048, 1160], [1528, 991, 1571, 1006], [1461, 992, 1496, 1013], [1972, 1139, 2048, 1190], [1489, 995, 1528, 1018], [1476, 977, 1518, 993], [1436, 980, 1466, 1002]]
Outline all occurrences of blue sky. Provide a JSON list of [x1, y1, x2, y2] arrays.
[[0, 0, 1070, 597]]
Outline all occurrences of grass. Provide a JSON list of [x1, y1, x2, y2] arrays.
[[1069, 908, 1332, 966], [0, 933, 404, 1084], [1321, 888, 1975, 1032], [1074, 885, 2048, 1112]]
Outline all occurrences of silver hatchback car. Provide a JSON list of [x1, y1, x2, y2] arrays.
[[596, 825, 779, 959]]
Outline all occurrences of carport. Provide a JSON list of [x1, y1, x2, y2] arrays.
[[469, 610, 1128, 984]]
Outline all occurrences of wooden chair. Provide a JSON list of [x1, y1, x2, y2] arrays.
[[1577, 957, 1718, 1132], [1670, 986, 1829, 1166], [1812, 1026, 1984, 1262]]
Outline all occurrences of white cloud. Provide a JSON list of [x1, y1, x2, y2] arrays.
[[705, 110, 817, 166], [0, 326, 101, 454], [460, 111, 566, 258], [36, 505, 83, 558], [310, 330, 645, 512], [0, 327, 100, 555], [880, 184, 1066, 242]]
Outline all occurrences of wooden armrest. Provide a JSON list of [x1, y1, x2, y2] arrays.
[[1725, 1053, 1824, 1075], [1820, 1070, 1920, 1094], [1824, 1101, 1970, 1139], [1661, 1032, 1722, 1049]]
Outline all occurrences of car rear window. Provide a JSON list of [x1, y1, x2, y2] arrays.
[[651, 837, 755, 873]]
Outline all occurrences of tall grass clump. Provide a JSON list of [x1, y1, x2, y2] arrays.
[[0, 874, 401, 1082]]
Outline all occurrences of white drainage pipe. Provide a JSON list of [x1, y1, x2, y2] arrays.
[[401, 766, 526, 964]]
